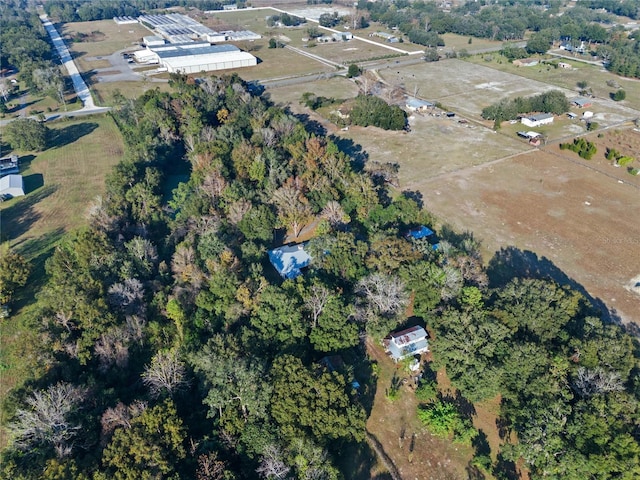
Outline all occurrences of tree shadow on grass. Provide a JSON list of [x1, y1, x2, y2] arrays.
[[328, 134, 369, 171], [473, 429, 491, 458], [0, 184, 57, 241], [493, 452, 519, 480], [23, 173, 44, 193], [294, 113, 327, 137], [487, 246, 621, 325], [48, 122, 99, 149], [441, 389, 477, 420], [12, 227, 66, 310], [401, 189, 424, 209], [7, 100, 37, 114], [14, 154, 36, 171], [336, 438, 392, 480]]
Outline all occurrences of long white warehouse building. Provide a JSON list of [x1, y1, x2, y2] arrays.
[[134, 43, 256, 73]]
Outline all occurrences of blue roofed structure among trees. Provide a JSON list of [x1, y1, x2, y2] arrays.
[[406, 226, 439, 250], [406, 226, 434, 240], [268, 243, 312, 279]]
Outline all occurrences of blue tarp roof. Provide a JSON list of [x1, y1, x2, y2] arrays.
[[407, 226, 434, 240], [268, 243, 312, 279]]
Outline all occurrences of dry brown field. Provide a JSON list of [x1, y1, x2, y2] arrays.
[[415, 134, 640, 326], [376, 59, 638, 129], [466, 53, 640, 112]]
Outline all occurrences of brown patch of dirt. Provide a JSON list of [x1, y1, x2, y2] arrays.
[[366, 340, 474, 480], [419, 131, 640, 326]]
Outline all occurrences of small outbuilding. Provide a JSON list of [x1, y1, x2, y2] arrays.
[[0, 174, 25, 198], [268, 243, 312, 279], [512, 58, 539, 67], [583, 110, 594, 119], [572, 97, 592, 108], [383, 326, 429, 362], [405, 98, 434, 112]]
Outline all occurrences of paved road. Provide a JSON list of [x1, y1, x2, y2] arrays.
[[39, 12, 97, 109], [0, 11, 113, 126]]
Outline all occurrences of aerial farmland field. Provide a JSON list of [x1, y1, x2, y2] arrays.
[[268, 59, 640, 326]]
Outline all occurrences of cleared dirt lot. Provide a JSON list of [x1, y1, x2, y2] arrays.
[[418, 142, 640, 326]]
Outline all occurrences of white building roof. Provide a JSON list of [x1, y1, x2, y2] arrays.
[[0, 174, 25, 197], [390, 326, 428, 346]]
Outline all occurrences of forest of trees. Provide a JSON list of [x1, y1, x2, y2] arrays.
[[2, 0, 640, 478], [356, 0, 640, 79], [0, 2, 54, 91], [42, 0, 228, 22], [1, 70, 639, 480]]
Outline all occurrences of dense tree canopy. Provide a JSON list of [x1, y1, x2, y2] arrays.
[[3, 118, 50, 151], [350, 94, 407, 131]]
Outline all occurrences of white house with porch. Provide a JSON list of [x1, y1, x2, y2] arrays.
[[383, 326, 429, 362]]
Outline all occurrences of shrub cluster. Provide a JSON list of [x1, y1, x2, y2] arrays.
[[560, 137, 597, 159], [350, 94, 407, 131]]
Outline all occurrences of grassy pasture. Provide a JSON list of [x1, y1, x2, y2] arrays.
[[306, 40, 404, 65], [60, 19, 149, 58], [228, 46, 334, 81], [376, 60, 638, 133], [0, 114, 124, 447], [440, 33, 502, 53], [267, 75, 360, 106], [91, 79, 172, 105], [0, 115, 123, 252], [198, 7, 281, 34], [466, 53, 640, 112]]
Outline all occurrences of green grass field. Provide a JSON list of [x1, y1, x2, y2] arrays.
[[465, 52, 640, 112], [0, 115, 124, 446], [60, 19, 150, 58], [1, 115, 124, 251]]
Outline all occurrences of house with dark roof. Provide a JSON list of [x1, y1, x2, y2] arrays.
[[572, 97, 592, 108]]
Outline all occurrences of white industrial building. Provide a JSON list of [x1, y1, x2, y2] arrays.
[[134, 43, 256, 73], [113, 16, 138, 25], [143, 35, 166, 47], [138, 13, 260, 44]]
